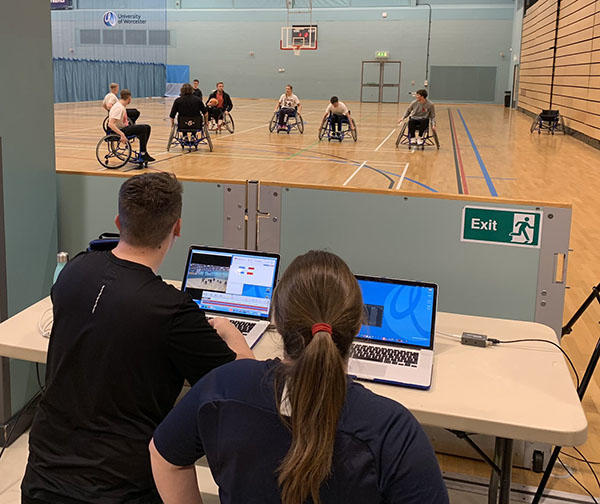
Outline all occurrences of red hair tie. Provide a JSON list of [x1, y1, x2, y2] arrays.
[[311, 323, 332, 336]]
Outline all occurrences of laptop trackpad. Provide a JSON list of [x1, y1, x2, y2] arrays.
[[349, 359, 388, 378]]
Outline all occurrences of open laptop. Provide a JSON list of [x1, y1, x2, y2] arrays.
[[348, 275, 438, 390], [181, 245, 280, 348]]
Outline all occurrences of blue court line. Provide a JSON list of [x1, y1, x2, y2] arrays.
[[456, 109, 498, 197], [466, 175, 517, 181]]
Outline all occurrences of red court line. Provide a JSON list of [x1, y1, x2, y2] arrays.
[[448, 109, 469, 195]]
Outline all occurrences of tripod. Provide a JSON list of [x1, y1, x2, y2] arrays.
[[532, 282, 600, 503]]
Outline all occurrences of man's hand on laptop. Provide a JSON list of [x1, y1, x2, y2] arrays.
[[209, 317, 255, 360]]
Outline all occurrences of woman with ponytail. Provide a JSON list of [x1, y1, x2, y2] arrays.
[[150, 251, 448, 504]]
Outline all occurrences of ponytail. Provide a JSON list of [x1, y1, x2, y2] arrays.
[[278, 329, 346, 504], [272, 250, 364, 504]]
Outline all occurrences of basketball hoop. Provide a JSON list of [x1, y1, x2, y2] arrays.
[[293, 45, 302, 56]]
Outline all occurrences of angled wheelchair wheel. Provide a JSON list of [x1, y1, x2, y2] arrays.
[[224, 113, 235, 133], [432, 129, 440, 149], [350, 120, 357, 142], [297, 114, 304, 134], [204, 125, 213, 152], [530, 118, 538, 134], [166, 123, 177, 152], [102, 116, 109, 134], [96, 135, 130, 169], [396, 122, 407, 148], [269, 113, 277, 133], [318, 123, 327, 141]]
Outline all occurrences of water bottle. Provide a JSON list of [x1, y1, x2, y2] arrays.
[[53, 252, 69, 284]]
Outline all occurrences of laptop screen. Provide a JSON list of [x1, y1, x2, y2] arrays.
[[182, 246, 279, 320], [355, 276, 437, 350]]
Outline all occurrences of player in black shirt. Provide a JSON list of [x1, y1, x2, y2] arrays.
[[170, 83, 208, 130], [21, 172, 253, 504], [192, 79, 203, 100]]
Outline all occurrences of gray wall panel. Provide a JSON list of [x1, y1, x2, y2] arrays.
[[279, 188, 542, 321]]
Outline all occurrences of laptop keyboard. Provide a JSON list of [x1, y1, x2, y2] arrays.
[[351, 343, 420, 367], [208, 317, 256, 336]]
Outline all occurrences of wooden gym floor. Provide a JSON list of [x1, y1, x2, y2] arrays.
[[55, 97, 600, 498]]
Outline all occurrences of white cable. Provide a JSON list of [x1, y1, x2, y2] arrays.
[[436, 331, 461, 341], [38, 308, 53, 338]]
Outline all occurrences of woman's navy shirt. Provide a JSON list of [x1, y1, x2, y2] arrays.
[[153, 358, 449, 504]]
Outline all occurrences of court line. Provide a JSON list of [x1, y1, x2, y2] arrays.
[[395, 163, 409, 190], [374, 128, 397, 152], [212, 123, 270, 139], [448, 109, 468, 195], [456, 109, 497, 197], [343, 161, 368, 186]]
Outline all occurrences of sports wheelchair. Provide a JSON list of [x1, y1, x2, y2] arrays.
[[395, 119, 439, 150], [269, 107, 304, 134], [530, 109, 565, 135], [207, 110, 235, 134], [318, 113, 357, 142], [95, 133, 147, 169], [167, 116, 213, 152]]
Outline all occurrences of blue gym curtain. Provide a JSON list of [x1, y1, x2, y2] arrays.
[[53, 58, 166, 103]]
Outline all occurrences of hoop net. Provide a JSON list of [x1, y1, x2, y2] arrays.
[[293, 45, 302, 56]]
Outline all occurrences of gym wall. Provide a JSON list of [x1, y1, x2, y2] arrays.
[[51, 0, 516, 104], [518, 0, 600, 141]]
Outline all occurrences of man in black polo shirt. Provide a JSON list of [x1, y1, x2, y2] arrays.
[[170, 82, 208, 130], [21, 172, 253, 504]]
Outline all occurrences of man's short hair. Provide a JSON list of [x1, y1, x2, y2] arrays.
[[286, 84, 293, 90], [216, 81, 224, 86], [193, 79, 199, 83], [416, 89, 428, 99], [120, 89, 132, 100], [118, 173, 183, 248], [110, 83, 119, 91], [180, 83, 193, 96], [330, 96, 338, 104]]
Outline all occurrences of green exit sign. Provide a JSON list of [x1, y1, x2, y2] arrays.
[[375, 51, 389, 58], [461, 206, 543, 248]]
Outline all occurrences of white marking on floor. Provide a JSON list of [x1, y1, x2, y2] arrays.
[[213, 123, 270, 139], [395, 162, 409, 190], [343, 160, 368, 186], [374, 128, 397, 152]]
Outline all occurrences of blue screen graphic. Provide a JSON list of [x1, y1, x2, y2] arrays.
[[357, 280, 435, 348]]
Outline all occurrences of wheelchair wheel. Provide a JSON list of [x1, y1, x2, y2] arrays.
[[166, 123, 177, 152], [396, 122, 407, 148], [318, 122, 327, 141], [102, 116, 109, 134], [432, 129, 440, 149], [96, 135, 131, 169], [204, 125, 213, 152], [269, 113, 277, 133], [224, 112, 235, 133], [350, 120, 357, 142], [530, 118, 538, 134], [297, 114, 304, 134]]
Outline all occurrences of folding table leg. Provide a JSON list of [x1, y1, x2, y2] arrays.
[[488, 437, 503, 504], [498, 438, 514, 504]]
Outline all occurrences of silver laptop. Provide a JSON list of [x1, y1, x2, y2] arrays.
[[181, 245, 280, 348], [348, 275, 438, 390]]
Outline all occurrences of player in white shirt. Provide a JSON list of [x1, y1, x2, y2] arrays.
[[102, 83, 140, 125], [274, 85, 301, 131], [108, 89, 154, 163], [102, 83, 119, 111], [321, 96, 354, 138]]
